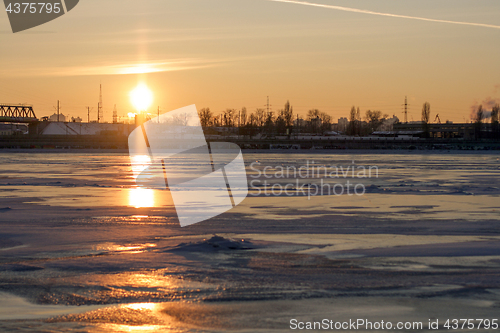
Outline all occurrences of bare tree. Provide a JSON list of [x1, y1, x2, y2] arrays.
[[240, 107, 247, 127], [272, 101, 294, 135], [223, 109, 236, 127], [307, 109, 320, 121], [306, 109, 321, 133], [173, 113, 189, 127], [249, 112, 256, 126], [421, 102, 431, 138], [198, 107, 213, 127], [348, 106, 356, 135], [320, 112, 332, 132], [365, 110, 387, 134], [275, 110, 287, 135], [492, 104, 499, 123], [264, 111, 275, 136], [255, 108, 266, 128], [283, 101, 293, 127], [421, 102, 430, 124], [356, 107, 362, 135]]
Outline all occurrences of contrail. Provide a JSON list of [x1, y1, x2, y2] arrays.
[[267, 0, 500, 30]]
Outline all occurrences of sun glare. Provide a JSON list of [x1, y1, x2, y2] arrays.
[[130, 83, 153, 112]]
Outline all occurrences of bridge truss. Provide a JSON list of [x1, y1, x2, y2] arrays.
[[0, 104, 37, 122]]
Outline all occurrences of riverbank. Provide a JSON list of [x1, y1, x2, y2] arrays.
[[2, 134, 500, 150]]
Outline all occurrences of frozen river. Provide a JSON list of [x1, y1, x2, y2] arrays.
[[0, 150, 499, 332]]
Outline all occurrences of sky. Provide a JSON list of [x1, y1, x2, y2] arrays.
[[1, 0, 500, 123]]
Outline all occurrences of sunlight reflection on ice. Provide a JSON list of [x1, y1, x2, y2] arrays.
[[125, 303, 160, 311], [98, 324, 176, 332], [130, 155, 151, 180], [94, 303, 179, 332], [93, 243, 157, 254], [128, 188, 155, 208]]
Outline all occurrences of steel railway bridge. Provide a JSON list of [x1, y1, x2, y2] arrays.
[[0, 104, 38, 123]]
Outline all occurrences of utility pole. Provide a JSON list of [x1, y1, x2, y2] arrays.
[[157, 106, 160, 122], [98, 84, 103, 123], [265, 96, 271, 116], [403, 96, 408, 124], [87, 107, 93, 123], [53, 101, 61, 122], [113, 104, 117, 124]]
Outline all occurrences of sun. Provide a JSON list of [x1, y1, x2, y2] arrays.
[[130, 83, 153, 112]]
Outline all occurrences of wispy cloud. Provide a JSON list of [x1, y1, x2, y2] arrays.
[[0, 59, 218, 77], [58, 60, 213, 76], [268, 0, 500, 30], [0, 52, 333, 77]]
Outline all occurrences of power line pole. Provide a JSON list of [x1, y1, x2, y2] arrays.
[[113, 104, 117, 124], [53, 101, 61, 122], [98, 84, 103, 123], [157, 106, 160, 122], [265, 96, 271, 115], [403, 96, 408, 124], [87, 107, 92, 123]]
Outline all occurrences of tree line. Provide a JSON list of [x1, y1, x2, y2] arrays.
[[197, 100, 500, 138], [198, 101, 321, 137], [198, 101, 397, 137]]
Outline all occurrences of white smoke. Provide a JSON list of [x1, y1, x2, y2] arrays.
[[470, 97, 500, 121]]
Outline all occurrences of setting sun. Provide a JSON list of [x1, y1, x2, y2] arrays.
[[130, 83, 153, 112]]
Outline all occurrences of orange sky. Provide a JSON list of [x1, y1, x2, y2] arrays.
[[1, 0, 499, 123]]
